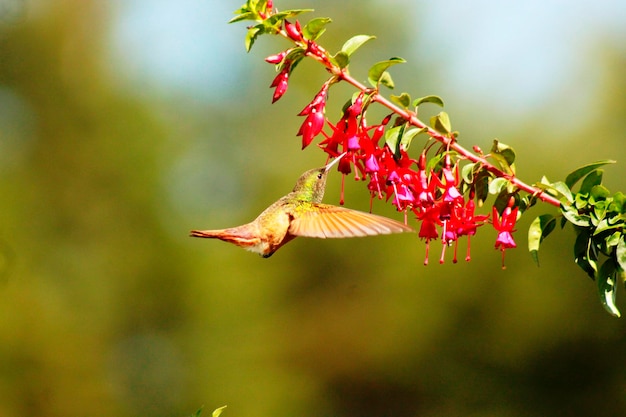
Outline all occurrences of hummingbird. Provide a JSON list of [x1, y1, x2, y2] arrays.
[[190, 155, 413, 257]]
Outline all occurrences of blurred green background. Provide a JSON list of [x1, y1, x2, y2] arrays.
[[1, 0, 626, 416]]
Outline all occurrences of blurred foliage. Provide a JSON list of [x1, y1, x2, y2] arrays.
[[0, 1, 625, 417]]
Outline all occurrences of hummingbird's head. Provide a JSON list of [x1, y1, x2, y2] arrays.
[[292, 153, 345, 203]]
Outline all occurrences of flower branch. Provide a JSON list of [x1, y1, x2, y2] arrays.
[[229, 0, 626, 317]]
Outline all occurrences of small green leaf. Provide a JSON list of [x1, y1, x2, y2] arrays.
[[400, 127, 427, 150], [378, 71, 395, 89], [303, 17, 331, 40], [519, 194, 538, 212], [245, 25, 263, 51], [474, 168, 491, 204], [488, 177, 510, 196], [384, 125, 403, 157], [528, 214, 557, 266], [413, 95, 445, 108], [189, 405, 205, 417], [537, 180, 573, 203], [269, 9, 314, 22], [367, 57, 405, 88], [490, 139, 516, 175], [574, 229, 596, 279], [608, 192, 626, 214], [212, 406, 227, 417], [561, 203, 590, 227], [598, 258, 621, 317], [580, 169, 603, 194], [229, 11, 257, 23], [341, 34, 376, 56], [565, 160, 616, 189], [461, 162, 477, 184], [493, 191, 517, 215], [330, 51, 349, 69], [590, 185, 610, 202], [430, 111, 451, 134], [617, 238, 626, 274], [390, 92, 411, 109]]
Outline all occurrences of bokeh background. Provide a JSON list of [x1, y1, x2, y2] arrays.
[[1, 0, 626, 416]]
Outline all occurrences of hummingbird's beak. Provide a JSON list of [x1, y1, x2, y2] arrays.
[[324, 152, 347, 172]]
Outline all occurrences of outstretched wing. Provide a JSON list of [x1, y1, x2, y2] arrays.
[[289, 204, 413, 238]]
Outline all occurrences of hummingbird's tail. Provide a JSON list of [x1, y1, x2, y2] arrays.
[[189, 229, 223, 238], [190, 226, 268, 255], [189, 228, 254, 243]]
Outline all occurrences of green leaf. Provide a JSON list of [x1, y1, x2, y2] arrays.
[[269, 9, 314, 22], [341, 34, 376, 56], [384, 125, 403, 157], [229, 11, 257, 23], [616, 237, 626, 274], [190, 406, 204, 417], [580, 169, 603, 194], [330, 51, 349, 69], [488, 177, 510, 196], [378, 71, 395, 89], [598, 258, 621, 317], [212, 406, 227, 417], [493, 191, 518, 216], [390, 92, 411, 109], [367, 57, 406, 88], [461, 162, 477, 184], [474, 168, 491, 204], [590, 184, 610, 202], [245, 25, 263, 51], [564, 160, 616, 189], [519, 194, 538, 213], [528, 214, 557, 266], [608, 192, 626, 214], [303, 17, 331, 40], [400, 127, 427, 150], [537, 180, 573, 203], [429, 111, 451, 134], [561, 203, 590, 227], [490, 139, 516, 175], [574, 229, 596, 279], [413, 95, 445, 108]]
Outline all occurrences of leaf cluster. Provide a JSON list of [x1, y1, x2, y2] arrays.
[[530, 161, 626, 316]]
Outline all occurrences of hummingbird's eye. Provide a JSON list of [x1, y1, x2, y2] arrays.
[[317, 172, 323, 179]]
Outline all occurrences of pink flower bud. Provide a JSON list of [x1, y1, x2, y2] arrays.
[[265, 51, 287, 64], [284, 20, 302, 42]]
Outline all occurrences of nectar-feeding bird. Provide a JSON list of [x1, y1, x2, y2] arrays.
[[190, 155, 414, 257]]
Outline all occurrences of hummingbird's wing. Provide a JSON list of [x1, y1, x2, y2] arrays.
[[289, 203, 413, 238]]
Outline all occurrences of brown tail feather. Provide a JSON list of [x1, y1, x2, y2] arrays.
[[190, 229, 224, 238], [189, 228, 261, 248]]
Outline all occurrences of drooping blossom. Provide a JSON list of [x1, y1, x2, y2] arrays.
[[493, 197, 519, 269]]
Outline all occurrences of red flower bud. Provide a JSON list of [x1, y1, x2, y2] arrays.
[[265, 50, 288, 64], [284, 20, 303, 42], [270, 70, 289, 103]]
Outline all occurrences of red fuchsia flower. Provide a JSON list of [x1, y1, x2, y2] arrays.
[[415, 152, 435, 209], [432, 154, 463, 204], [297, 84, 329, 149], [416, 204, 442, 265], [451, 196, 489, 262], [383, 150, 419, 212], [319, 93, 363, 169], [493, 196, 519, 269], [422, 153, 464, 263], [270, 63, 290, 103]]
